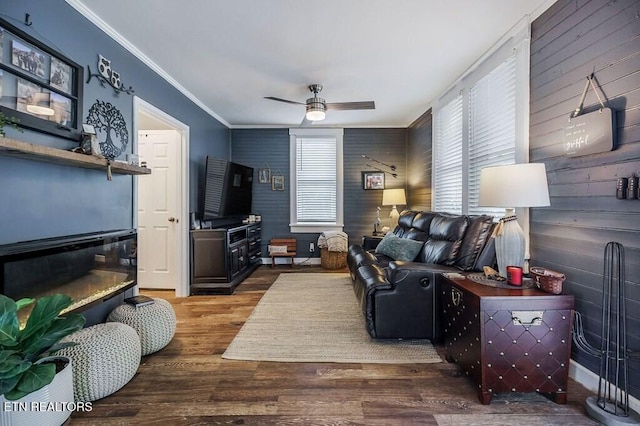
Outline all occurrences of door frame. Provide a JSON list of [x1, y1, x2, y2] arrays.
[[133, 96, 190, 297]]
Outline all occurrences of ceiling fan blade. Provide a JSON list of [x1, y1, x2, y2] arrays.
[[264, 96, 305, 105], [300, 115, 312, 127], [326, 101, 375, 111]]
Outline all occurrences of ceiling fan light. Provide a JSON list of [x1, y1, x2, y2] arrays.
[[305, 97, 326, 121], [306, 109, 325, 121]]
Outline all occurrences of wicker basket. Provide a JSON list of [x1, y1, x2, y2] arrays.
[[320, 248, 347, 270], [530, 267, 565, 294]]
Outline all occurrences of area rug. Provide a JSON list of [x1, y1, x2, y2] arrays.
[[222, 273, 442, 364]]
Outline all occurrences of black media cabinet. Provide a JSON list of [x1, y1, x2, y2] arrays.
[[190, 221, 262, 295]]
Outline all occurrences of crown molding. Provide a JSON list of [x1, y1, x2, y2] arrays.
[[65, 0, 231, 128]]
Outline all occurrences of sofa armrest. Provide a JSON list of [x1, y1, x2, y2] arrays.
[[387, 261, 457, 284], [367, 262, 440, 340]]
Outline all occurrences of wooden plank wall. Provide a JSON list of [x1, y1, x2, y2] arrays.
[[407, 109, 433, 210], [343, 128, 407, 243], [230, 128, 407, 257], [530, 0, 640, 398]]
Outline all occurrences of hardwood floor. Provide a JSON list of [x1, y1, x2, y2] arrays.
[[69, 265, 596, 425]]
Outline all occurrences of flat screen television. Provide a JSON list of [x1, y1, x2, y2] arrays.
[[201, 156, 253, 220]]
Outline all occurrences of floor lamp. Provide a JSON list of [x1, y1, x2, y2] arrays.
[[382, 188, 406, 231], [478, 163, 550, 278]]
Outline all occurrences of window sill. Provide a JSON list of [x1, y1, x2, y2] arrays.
[[290, 224, 344, 234]]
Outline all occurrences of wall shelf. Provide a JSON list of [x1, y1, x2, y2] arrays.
[[0, 137, 151, 175]]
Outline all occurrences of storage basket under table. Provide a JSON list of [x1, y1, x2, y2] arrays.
[[321, 248, 347, 269]]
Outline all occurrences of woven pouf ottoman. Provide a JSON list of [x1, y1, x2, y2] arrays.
[[55, 322, 141, 402], [107, 298, 176, 356]]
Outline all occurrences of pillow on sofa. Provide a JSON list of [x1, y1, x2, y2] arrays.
[[375, 233, 424, 261]]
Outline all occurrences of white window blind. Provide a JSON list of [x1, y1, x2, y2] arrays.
[[296, 137, 337, 222], [467, 55, 517, 217], [433, 95, 463, 214]]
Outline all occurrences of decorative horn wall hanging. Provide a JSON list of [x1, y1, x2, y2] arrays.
[[86, 54, 134, 95], [563, 73, 615, 157], [85, 99, 129, 180]]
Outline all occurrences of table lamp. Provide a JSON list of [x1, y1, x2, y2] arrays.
[[478, 163, 550, 278], [382, 188, 406, 230]]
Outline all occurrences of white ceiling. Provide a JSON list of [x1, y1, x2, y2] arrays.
[[69, 0, 554, 129]]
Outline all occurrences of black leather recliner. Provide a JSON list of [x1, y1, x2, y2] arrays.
[[347, 210, 496, 340]]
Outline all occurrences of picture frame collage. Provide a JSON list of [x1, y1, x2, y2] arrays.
[[0, 18, 83, 140], [258, 166, 285, 191]]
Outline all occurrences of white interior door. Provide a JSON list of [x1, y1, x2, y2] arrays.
[[137, 130, 181, 289]]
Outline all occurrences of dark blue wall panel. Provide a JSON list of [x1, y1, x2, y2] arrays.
[[0, 0, 229, 244], [531, 0, 640, 398], [230, 128, 407, 259]]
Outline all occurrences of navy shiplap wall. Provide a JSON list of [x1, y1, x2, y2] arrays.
[[530, 0, 640, 398], [0, 0, 229, 244], [344, 128, 407, 242], [230, 128, 407, 258], [407, 109, 433, 210], [230, 129, 290, 258]]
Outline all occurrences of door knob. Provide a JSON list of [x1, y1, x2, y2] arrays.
[[168, 217, 179, 223]]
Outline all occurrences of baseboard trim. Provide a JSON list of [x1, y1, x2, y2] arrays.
[[570, 359, 640, 413]]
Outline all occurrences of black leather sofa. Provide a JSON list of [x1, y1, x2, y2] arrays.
[[347, 210, 496, 340]]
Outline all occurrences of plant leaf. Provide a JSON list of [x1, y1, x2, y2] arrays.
[[0, 351, 30, 379], [15, 298, 35, 311], [20, 294, 73, 343], [0, 295, 20, 347], [21, 314, 85, 360], [8, 362, 56, 400], [48, 341, 78, 354], [0, 374, 21, 397]]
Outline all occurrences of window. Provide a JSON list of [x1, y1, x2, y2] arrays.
[[467, 55, 517, 216], [289, 128, 343, 233], [433, 95, 463, 214], [432, 23, 529, 218]]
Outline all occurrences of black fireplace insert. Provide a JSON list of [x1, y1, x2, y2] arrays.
[[0, 229, 137, 323]]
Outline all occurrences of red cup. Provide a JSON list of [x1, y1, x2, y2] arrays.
[[506, 266, 523, 286]]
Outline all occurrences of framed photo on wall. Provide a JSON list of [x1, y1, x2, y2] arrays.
[[258, 168, 271, 183], [0, 17, 83, 140], [362, 171, 385, 190], [272, 175, 285, 191]]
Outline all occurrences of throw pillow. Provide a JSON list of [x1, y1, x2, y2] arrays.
[[375, 233, 423, 262]]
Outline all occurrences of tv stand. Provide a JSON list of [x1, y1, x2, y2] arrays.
[[190, 221, 261, 295]]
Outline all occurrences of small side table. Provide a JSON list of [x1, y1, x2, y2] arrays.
[[362, 235, 384, 251]]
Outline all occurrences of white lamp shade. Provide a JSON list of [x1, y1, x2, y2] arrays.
[[478, 163, 550, 208], [382, 188, 406, 206]]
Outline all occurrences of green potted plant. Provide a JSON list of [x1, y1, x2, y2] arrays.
[[0, 111, 22, 137], [0, 294, 85, 424]]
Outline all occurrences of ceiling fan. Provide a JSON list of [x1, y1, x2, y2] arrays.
[[265, 84, 375, 126]]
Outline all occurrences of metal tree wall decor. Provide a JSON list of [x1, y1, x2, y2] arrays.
[[85, 99, 128, 160]]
